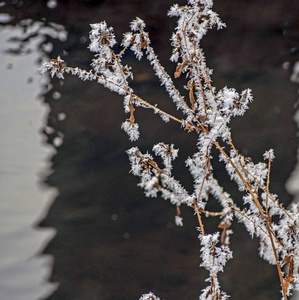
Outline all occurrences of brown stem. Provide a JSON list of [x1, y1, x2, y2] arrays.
[[265, 152, 271, 215], [265, 222, 287, 300], [214, 141, 265, 219], [194, 199, 205, 235]]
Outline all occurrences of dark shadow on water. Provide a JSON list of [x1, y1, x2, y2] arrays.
[[2, 0, 299, 299]]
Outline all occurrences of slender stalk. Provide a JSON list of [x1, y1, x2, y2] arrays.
[[265, 152, 272, 215], [266, 222, 287, 300], [194, 199, 205, 235]]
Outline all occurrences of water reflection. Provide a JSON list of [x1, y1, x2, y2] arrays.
[[287, 62, 299, 206], [1, 0, 299, 299], [0, 26, 58, 299]]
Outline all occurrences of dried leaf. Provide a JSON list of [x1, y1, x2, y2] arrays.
[[218, 221, 231, 246], [129, 101, 135, 124], [282, 279, 290, 296], [284, 255, 294, 283], [189, 83, 196, 110], [174, 60, 188, 78], [285, 275, 294, 283]]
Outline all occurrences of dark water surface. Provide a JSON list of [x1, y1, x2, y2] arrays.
[[1, 0, 299, 299]]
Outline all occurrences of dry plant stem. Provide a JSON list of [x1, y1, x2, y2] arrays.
[[117, 43, 131, 58], [196, 208, 225, 216], [133, 94, 186, 125], [230, 148, 297, 261], [193, 198, 205, 235], [206, 113, 231, 151], [204, 69, 214, 97], [153, 164, 189, 197], [108, 48, 136, 122], [247, 174, 292, 219], [145, 43, 204, 127], [194, 171, 208, 236], [263, 154, 287, 299], [231, 204, 285, 253], [227, 139, 287, 299], [156, 166, 208, 236], [237, 160, 293, 220], [231, 205, 268, 236], [143, 147, 207, 235], [266, 221, 287, 300], [228, 138, 254, 192], [67, 65, 208, 134], [265, 152, 271, 215], [109, 47, 130, 90], [182, 12, 209, 118], [214, 140, 265, 218], [198, 79, 208, 120], [196, 156, 210, 204], [64, 66, 190, 126], [176, 204, 181, 216], [65, 64, 208, 134]]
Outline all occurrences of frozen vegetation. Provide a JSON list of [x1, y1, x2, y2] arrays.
[[40, 0, 299, 299]]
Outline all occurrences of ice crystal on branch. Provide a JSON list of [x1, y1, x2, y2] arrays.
[[89, 21, 116, 51], [39, 0, 299, 299], [152, 143, 178, 174], [39, 56, 66, 79], [263, 149, 275, 161], [199, 232, 233, 275], [199, 233, 232, 300], [121, 121, 140, 142], [139, 292, 160, 300]]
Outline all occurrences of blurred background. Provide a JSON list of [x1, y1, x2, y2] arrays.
[[1, 0, 299, 299]]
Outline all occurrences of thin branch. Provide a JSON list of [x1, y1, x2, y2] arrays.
[[265, 152, 271, 215]]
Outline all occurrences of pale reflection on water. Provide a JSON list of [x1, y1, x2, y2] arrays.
[[286, 63, 299, 300], [0, 26, 58, 299], [287, 62, 299, 205]]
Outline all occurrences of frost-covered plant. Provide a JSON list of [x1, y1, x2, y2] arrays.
[[39, 0, 299, 299]]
